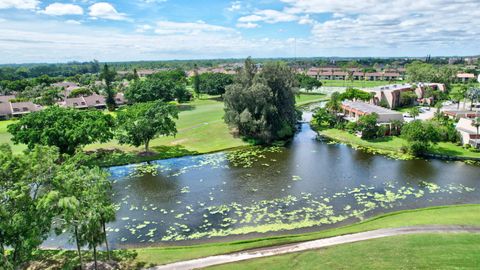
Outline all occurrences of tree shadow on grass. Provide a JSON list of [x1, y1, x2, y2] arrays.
[[177, 104, 196, 111]]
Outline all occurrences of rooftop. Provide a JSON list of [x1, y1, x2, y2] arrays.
[[342, 101, 402, 115]]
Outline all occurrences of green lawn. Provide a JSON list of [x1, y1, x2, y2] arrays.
[[134, 204, 480, 266], [321, 80, 402, 88], [207, 233, 480, 270], [295, 93, 328, 106], [320, 128, 480, 160]]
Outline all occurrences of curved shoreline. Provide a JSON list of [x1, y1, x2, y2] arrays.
[[146, 225, 480, 270]]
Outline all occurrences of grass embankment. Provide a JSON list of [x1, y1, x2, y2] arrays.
[[0, 94, 327, 165], [207, 233, 480, 270], [321, 80, 402, 88], [134, 204, 480, 266], [319, 128, 480, 160]]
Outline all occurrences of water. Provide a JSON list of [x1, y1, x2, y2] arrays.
[[43, 109, 480, 249]]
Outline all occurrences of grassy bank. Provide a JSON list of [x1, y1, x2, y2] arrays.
[[133, 204, 480, 266], [319, 128, 480, 160], [207, 233, 480, 270]]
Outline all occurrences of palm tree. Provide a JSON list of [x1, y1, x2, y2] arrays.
[[326, 92, 342, 123], [409, 107, 421, 120]]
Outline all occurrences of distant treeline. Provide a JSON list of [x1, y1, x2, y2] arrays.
[[0, 56, 457, 81], [0, 60, 101, 80]]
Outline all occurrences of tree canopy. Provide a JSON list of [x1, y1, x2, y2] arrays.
[[125, 69, 192, 103], [0, 144, 114, 269], [401, 120, 441, 155], [224, 58, 299, 143], [7, 106, 115, 155], [116, 101, 179, 152], [197, 72, 234, 96], [340, 88, 373, 101], [296, 73, 322, 91]]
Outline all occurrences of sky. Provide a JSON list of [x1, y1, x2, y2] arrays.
[[0, 0, 479, 64]]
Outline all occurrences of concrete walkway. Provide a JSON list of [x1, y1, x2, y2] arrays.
[[146, 225, 480, 270]]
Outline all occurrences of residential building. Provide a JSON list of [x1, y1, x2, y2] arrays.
[[342, 101, 404, 124], [443, 110, 479, 120], [457, 73, 476, 83], [51, 81, 80, 97], [0, 95, 42, 119], [306, 67, 402, 81], [456, 118, 480, 148], [59, 93, 126, 109], [368, 83, 446, 109]]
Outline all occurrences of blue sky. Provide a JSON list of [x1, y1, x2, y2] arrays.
[[0, 0, 479, 63]]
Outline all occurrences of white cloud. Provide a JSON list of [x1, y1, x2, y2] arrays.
[[228, 1, 241, 12], [0, 18, 301, 63], [136, 24, 152, 33], [236, 22, 258, 29], [88, 2, 127, 21], [154, 20, 234, 35], [0, 0, 39, 10], [41, 3, 83, 16], [66, 19, 82, 24], [238, 9, 297, 24]]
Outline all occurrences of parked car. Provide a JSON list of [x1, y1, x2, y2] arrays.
[[403, 113, 412, 118]]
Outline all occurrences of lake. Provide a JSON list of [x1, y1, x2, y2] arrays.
[[44, 109, 480, 249]]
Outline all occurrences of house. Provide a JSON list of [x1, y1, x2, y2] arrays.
[[457, 73, 476, 83], [59, 93, 126, 109], [342, 101, 404, 124], [51, 82, 80, 97], [0, 95, 42, 119], [456, 118, 480, 148]]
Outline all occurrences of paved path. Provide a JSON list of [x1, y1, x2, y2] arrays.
[[146, 225, 480, 270]]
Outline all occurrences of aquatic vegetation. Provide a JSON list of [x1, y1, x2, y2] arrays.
[[129, 164, 160, 177], [226, 146, 283, 168]]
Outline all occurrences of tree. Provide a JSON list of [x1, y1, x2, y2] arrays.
[[295, 73, 322, 91], [325, 92, 342, 122], [133, 68, 139, 81], [198, 72, 234, 96], [409, 107, 421, 120], [458, 84, 469, 110], [116, 101, 178, 152], [224, 58, 298, 143], [401, 120, 441, 155], [193, 64, 201, 98], [125, 69, 191, 103], [100, 64, 117, 111], [8, 106, 115, 155], [0, 145, 61, 268], [357, 113, 379, 139], [312, 108, 335, 129], [399, 91, 417, 107], [466, 86, 480, 111], [340, 88, 373, 102], [473, 117, 480, 139]]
